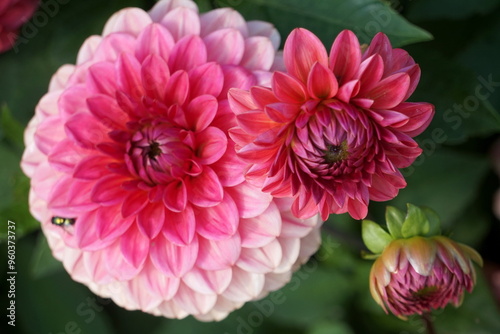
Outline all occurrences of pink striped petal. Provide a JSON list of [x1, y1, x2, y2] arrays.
[[91, 175, 128, 205], [141, 260, 180, 299], [73, 155, 113, 180], [164, 70, 189, 106], [173, 283, 217, 315], [116, 53, 144, 101], [196, 234, 241, 271], [141, 54, 171, 99], [307, 62, 338, 99], [161, 7, 200, 41], [137, 202, 165, 239], [226, 182, 272, 218], [236, 111, 278, 136], [329, 30, 361, 84], [168, 35, 207, 72], [121, 190, 149, 218], [187, 166, 223, 207], [357, 54, 384, 95], [265, 102, 299, 123], [120, 223, 150, 268], [196, 193, 239, 240], [203, 28, 245, 65], [239, 201, 281, 248], [365, 73, 410, 109], [272, 71, 307, 103], [237, 239, 282, 273], [240, 36, 275, 71], [163, 179, 187, 212], [227, 88, 257, 115], [284, 28, 328, 83], [96, 205, 135, 241], [87, 94, 127, 130], [183, 267, 232, 294], [162, 205, 196, 245], [195, 126, 227, 165], [150, 234, 199, 277], [135, 23, 175, 63], [188, 63, 224, 98], [48, 139, 89, 174], [65, 112, 108, 149]]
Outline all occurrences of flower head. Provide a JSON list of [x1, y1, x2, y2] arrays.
[[0, 0, 38, 53], [228, 28, 434, 220], [21, 0, 321, 320], [363, 205, 483, 318]]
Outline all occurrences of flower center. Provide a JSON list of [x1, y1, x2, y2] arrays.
[[324, 141, 348, 164], [146, 141, 162, 160], [413, 285, 440, 301]]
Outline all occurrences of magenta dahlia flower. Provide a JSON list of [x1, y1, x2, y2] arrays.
[[228, 28, 434, 220], [0, 0, 38, 53], [370, 236, 482, 318], [21, 0, 322, 320]]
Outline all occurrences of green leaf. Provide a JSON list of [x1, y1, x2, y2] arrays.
[[361, 220, 393, 254], [401, 203, 429, 238], [194, 0, 213, 12], [407, 0, 500, 21], [421, 206, 441, 237], [30, 233, 64, 279], [308, 320, 354, 334], [228, 0, 432, 47], [0, 104, 24, 151], [385, 206, 405, 238]]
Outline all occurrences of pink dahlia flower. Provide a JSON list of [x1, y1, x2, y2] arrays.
[[0, 0, 38, 53], [21, 0, 322, 320], [228, 28, 434, 220], [370, 236, 482, 318]]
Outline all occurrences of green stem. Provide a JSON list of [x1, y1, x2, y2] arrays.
[[422, 313, 437, 334]]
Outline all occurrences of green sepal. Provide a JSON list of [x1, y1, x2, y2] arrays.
[[421, 206, 441, 236], [360, 250, 380, 260], [401, 203, 430, 238], [362, 220, 393, 254], [385, 206, 405, 239]]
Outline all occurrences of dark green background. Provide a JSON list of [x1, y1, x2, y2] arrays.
[[1, 0, 500, 333]]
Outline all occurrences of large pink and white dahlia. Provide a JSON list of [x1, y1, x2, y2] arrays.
[[21, 0, 322, 320], [229, 28, 434, 220]]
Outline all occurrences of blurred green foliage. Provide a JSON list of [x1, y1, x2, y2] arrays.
[[1, 0, 499, 333]]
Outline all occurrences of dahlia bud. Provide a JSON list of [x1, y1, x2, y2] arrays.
[[362, 204, 483, 319]]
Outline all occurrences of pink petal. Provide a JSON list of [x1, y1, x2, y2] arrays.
[[164, 70, 190, 106], [141, 54, 171, 100], [102, 8, 152, 37], [393, 102, 435, 136], [135, 23, 175, 63], [48, 139, 89, 174], [203, 28, 245, 65], [196, 193, 239, 240], [220, 65, 257, 98], [75, 210, 113, 250], [307, 62, 338, 99], [141, 260, 180, 299], [226, 182, 272, 219], [188, 63, 224, 98], [357, 54, 384, 95], [87, 62, 117, 96], [195, 126, 228, 165], [363, 32, 393, 71], [227, 88, 257, 115], [162, 179, 187, 212], [346, 197, 368, 220], [87, 94, 127, 130], [272, 71, 307, 103], [116, 53, 144, 101], [365, 73, 410, 109], [65, 112, 108, 149], [237, 239, 282, 273], [239, 201, 281, 248], [137, 201, 165, 239], [120, 223, 150, 268], [329, 30, 361, 84], [121, 190, 150, 218], [73, 155, 114, 180], [247, 20, 280, 50], [103, 240, 142, 280], [250, 86, 279, 109], [92, 33, 136, 63], [96, 205, 135, 241], [183, 267, 232, 294], [58, 84, 90, 117], [162, 205, 196, 245], [366, 109, 409, 127], [173, 282, 217, 315], [240, 36, 275, 71], [187, 166, 223, 207], [76, 36, 102, 65], [236, 111, 278, 137], [200, 8, 248, 38], [91, 175, 128, 205], [150, 234, 199, 277], [210, 142, 246, 187], [160, 6, 200, 41], [148, 0, 198, 23], [168, 35, 207, 72], [196, 234, 241, 270], [336, 79, 360, 103], [223, 267, 264, 302], [265, 102, 299, 123], [284, 28, 328, 83]]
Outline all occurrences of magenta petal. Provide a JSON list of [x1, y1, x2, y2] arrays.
[[203, 28, 245, 65], [196, 193, 239, 240], [250, 86, 279, 108], [121, 190, 149, 218], [150, 234, 198, 277], [185, 94, 218, 131], [164, 70, 190, 106], [366, 73, 410, 109], [48, 139, 88, 174], [329, 30, 361, 84], [265, 102, 299, 123], [135, 23, 175, 63], [120, 223, 150, 268], [73, 155, 113, 180], [65, 112, 109, 149], [137, 202, 165, 239], [307, 62, 338, 99], [272, 71, 307, 103], [87, 62, 117, 96], [227, 88, 257, 115], [393, 102, 435, 136], [162, 205, 196, 245], [96, 205, 135, 240], [195, 126, 228, 165], [236, 111, 278, 136], [336, 79, 360, 103], [141, 54, 170, 100], [363, 32, 393, 67], [163, 180, 187, 212], [91, 175, 127, 205], [347, 197, 368, 220], [87, 94, 127, 130], [284, 28, 328, 83], [116, 53, 144, 100], [168, 35, 207, 72], [188, 62, 224, 98], [357, 54, 384, 95], [220, 65, 257, 98], [187, 166, 223, 207], [196, 234, 241, 270]]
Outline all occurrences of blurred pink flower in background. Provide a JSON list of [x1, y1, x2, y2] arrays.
[[229, 28, 434, 220], [21, 0, 322, 320], [0, 0, 39, 53]]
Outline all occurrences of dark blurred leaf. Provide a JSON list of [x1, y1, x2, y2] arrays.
[[0, 105, 24, 151], [407, 0, 500, 21], [194, 0, 213, 12], [30, 232, 64, 279], [307, 320, 354, 334], [409, 48, 500, 144], [393, 148, 490, 226], [16, 236, 114, 334], [225, 0, 432, 47]]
